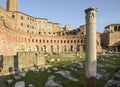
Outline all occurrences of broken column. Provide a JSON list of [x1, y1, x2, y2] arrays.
[[85, 7, 98, 87]]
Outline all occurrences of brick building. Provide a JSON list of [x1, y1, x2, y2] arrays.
[[0, 0, 101, 56], [101, 24, 120, 52]]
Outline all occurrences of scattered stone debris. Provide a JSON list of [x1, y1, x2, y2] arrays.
[[115, 54, 119, 58], [7, 79, 13, 84], [55, 71, 79, 82], [68, 62, 83, 68], [100, 58, 116, 64], [100, 57, 105, 61], [70, 67, 77, 72], [104, 69, 120, 87], [40, 68, 45, 72], [71, 62, 83, 68], [19, 72, 26, 77], [47, 69, 51, 73], [97, 64, 117, 68], [104, 80, 120, 87], [96, 73, 102, 80], [13, 75, 21, 80], [15, 81, 25, 87], [115, 67, 120, 72], [45, 76, 63, 87], [106, 55, 109, 58], [53, 67, 58, 71], [97, 70, 110, 81], [61, 65, 66, 68], [63, 62, 83, 69], [29, 84, 34, 87], [114, 70, 120, 79], [34, 69, 39, 73]]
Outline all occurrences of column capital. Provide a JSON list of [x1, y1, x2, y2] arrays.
[[85, 7, 98, 13]]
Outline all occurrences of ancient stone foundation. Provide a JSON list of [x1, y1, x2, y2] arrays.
[[0, 52, 45, 76]]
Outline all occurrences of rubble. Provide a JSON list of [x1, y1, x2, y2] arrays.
[[55, 71, 79, 82]]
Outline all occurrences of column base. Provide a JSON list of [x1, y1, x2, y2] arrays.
[[85, 76, 96, 87]]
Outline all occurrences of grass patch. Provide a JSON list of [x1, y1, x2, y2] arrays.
[[1, 53, 120, 87]]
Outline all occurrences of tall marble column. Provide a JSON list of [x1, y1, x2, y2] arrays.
[[85, 7, 98, 87]]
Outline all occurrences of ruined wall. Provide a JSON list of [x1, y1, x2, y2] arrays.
[[0, 52, 45, 76], [101, 24, 120, 51], [0, 1, 102, 56], [0, 55, 15, 76], [96, 32, 101, 52], [18, 52, 46, 71]]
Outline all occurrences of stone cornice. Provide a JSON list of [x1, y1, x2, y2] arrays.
[[85, 7, 98, 13]]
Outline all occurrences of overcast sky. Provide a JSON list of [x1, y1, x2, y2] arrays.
[[0, 0, 120, 33]]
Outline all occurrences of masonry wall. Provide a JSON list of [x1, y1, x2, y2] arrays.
[[18, 52, 46, 71], [0, 55, 14, 75], [101, 24, 120, 51], [0, 2, 102, 56], [0, 52, 45, 76]]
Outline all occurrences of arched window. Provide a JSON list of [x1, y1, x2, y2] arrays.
[[39, 32, 41, 35], [43, 40, 45, 43], [71, 40, 73, 43], [81, 40, 83, 43], [81, 32, 84, 34], [74, 40, 76, 43], [114, 26, 117, 31], [43, 45, 46, 52], [47, 40, 49, 43], [77, 45, 80, 52], [51, 45, 53, 52], [118, 26, 120, 31], [39, 39, 41, 43], [9, 67, 13, 73], [64, 46, 67, 52], [64, 40, 66, 43], [57, 40, 59, 43], [12, 15, 15, 18], [51, 40, 52, 43], [21, 16, 23, 20], [41, 47, 43, 52], [57, 45, 59, 53], [61, 40, 62, 43], [67, 40, 69, 43], [70, 45, 73, 52], [36, 45, 39, 51], [32, 39, 34, 43], [21, 23, 23, 26], [54, 40, 56, 43], [36, 39, 38, 42]]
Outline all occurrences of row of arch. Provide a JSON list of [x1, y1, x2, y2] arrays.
[[114, 26, 120, 31], [26, 30, 80, 36], [31, 39, 85, 44], [5, 34, 85, 44], [30, 45, 84, 53]]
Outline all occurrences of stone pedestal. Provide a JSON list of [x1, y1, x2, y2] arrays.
[[85, 7, 98, 87]]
